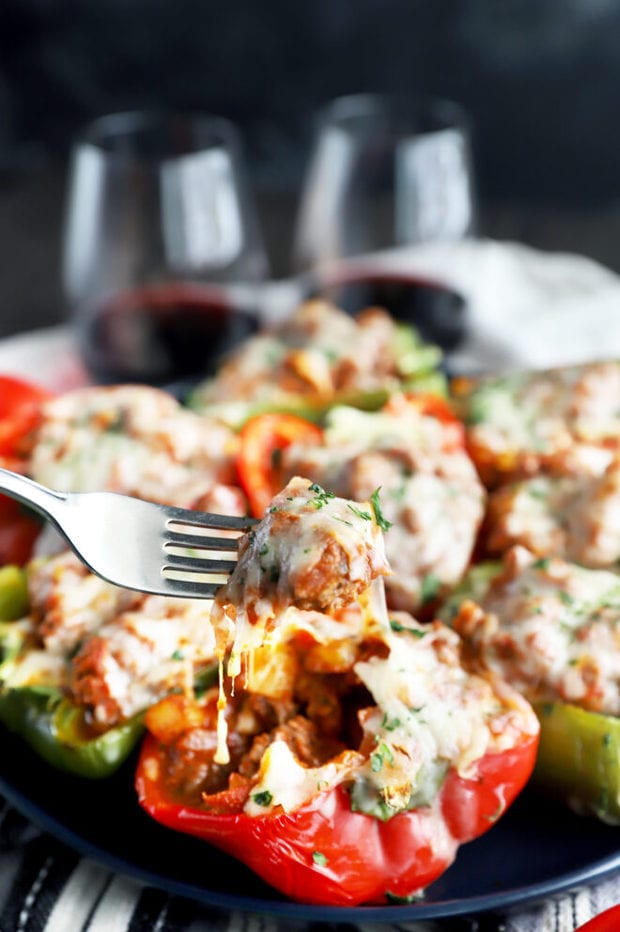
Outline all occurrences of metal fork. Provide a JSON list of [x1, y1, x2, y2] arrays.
[[0, 466, 257, 598]]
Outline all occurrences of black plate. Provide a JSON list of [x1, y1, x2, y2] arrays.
[[1, 726, 619, 923]]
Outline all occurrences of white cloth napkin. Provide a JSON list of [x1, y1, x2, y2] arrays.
[[261, 237, 620, 374]]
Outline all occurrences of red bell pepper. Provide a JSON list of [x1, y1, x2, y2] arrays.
[[236, 394, 464, 521], [0, 375, 53, 564], [575, 904, 620, 932], [236, 413, 324, 517], [136, 728, 538, 906], [0, 375, 53, 459], [382, 391, 464, 445], [0, 497, 42, 566]]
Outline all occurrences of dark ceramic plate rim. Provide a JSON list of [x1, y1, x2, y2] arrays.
[[1, 740, 620, 924]]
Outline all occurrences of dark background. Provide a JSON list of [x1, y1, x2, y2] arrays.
[[2, 0, 620, 336]]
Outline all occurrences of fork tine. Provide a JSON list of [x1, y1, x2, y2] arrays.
[[160, 574, 222, 598], [165, 511, 258, 532], [163, 530, 241, 551], [163, 552, 237, 573]]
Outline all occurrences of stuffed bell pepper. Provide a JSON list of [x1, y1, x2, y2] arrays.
[[136, 477, 539, 906], [0, 379, 249, 777], [451, 360, 620, 489], [441, 545, 620, 823], [189, 300, 446, 427], [0, 549, 221, 777], [480, 459, 620, 570]]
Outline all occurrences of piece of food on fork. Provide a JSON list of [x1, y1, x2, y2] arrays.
[[211, 475, 392, 669]]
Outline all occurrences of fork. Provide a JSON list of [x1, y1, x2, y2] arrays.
[[0, 466, 257, 598]]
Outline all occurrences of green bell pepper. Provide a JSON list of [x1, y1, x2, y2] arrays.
[[0, 565, 143, 778], [0, 565, 29, 621], [0, 562, 221, 779], [535, 701, 620, 823], [0, 620, 27, 672], [0, 685, 143, 778], [0, 566, 31, 676], [438, 559, 620, 823]]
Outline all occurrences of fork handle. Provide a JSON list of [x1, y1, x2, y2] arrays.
[[0, 466, 68, 523]]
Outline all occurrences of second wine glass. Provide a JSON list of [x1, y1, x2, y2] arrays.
[[293, 94, 476, 348], [63, 111, 268, 386]]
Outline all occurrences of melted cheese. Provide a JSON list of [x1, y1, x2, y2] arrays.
[[244, 615, 537, 817], [464, 362, 620, 468], [29, 384, 238, 506], [212, 476, 390, 681], [210, 476, 392, 764], [453, 546, 620, 715], [353, 618, 535, 809], [486, 461, 620, 569], [3, 645, 66, 688], [245, 740, 362, 815]]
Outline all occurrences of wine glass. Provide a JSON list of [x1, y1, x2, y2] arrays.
[[63, 111, 268, 386], [292, 93, 476, 348]]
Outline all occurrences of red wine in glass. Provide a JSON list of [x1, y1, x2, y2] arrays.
[[312, 268, 466, 349], [78, 283, 259, 387]]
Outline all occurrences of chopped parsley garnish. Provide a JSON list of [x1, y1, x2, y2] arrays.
[[420, 572, 440, 605], [193, 664, 219, 696], [103, 412, 128, 433], [381, 714, 401, 731], [312, 850, 328, 866], [370, 487, 393, 531], [385, 890, 424, 904], [252, 790, 273, 806], [347, 503, 372, 521], [171, 649, 184, 661], [308, 482, 335, 509], [532, 557, 551, 571], [333, 516, 354, 527], [371, 742, 394, 772], [389, 480, 408, 502], [389, 619, 427, 638]]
